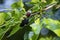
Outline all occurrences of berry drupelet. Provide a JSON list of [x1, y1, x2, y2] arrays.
[[20, 18, 29, 27], [26, 10, 32, 17]]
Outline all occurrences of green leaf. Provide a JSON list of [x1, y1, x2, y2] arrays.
[[35, 18, 40, 24], [11, 2, 18, 8], [0, 13, 5, 25], [30, 5, 40, 12], [18, 0, 24, 8], [30, 18, 41, 34], [5, 12, 12, 21], [11, 9, 24, 21], [31, 0, 39, 3], [42, 18, 60, 37], [30, 23, 41, 34], [39, 36, 53, 40], [11, 0, 24, 8], [46, 0, 56, 4], [53, 37, 60, 40], [24, 32, 29, 40], [0, 26, 11, 40], [7, 24, 20, 37], [54, 29, 60, 37], [41, 0, 47, 3], [29, 18, 42, 40], [0, 33, 4, 40], [24, 31, 37, 40], [13, 9, 20, 19]]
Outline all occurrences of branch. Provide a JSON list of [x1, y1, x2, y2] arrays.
[[43, 3, 57, 11], [30, 3, 58, 16]]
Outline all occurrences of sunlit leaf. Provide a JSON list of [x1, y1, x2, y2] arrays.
[[0, 13, 5, 25], [31, 0, 39, 3], [18, 0, 24, 8], [54, 29, 60, 37], [30, 18, 42, 34], [35, 18, 40, 24], [29, 18, 42, 40], [42, 18, 60, 37]]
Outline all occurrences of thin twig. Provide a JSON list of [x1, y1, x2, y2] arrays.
[[43, 3, 57, 11]]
